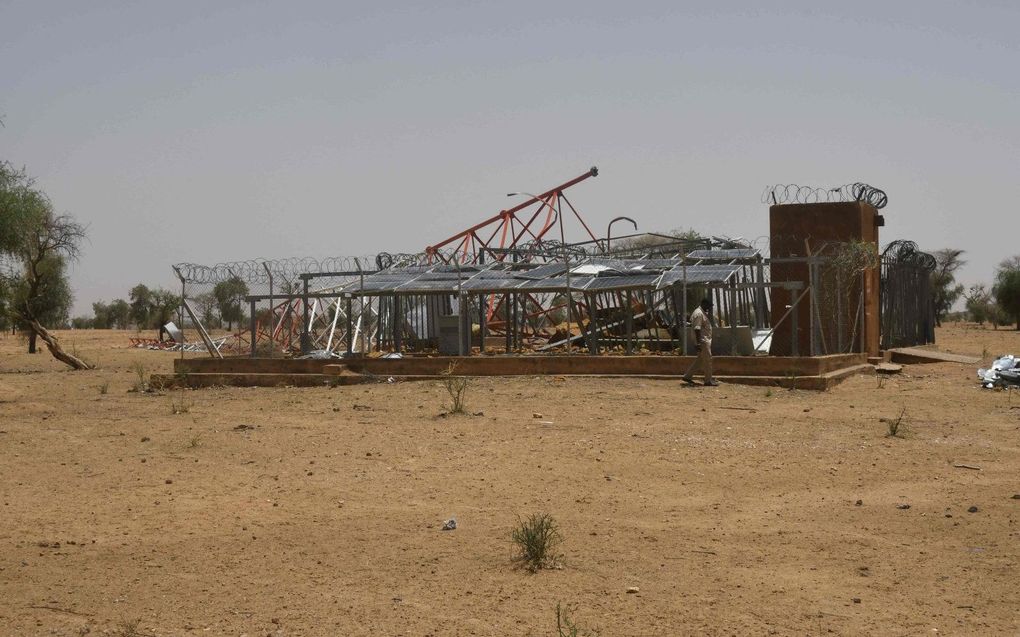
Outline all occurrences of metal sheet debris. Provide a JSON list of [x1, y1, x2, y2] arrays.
[[978, 355, 1020, 388]]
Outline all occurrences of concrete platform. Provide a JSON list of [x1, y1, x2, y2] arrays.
[[889, 347, 980, 365], [150, 372, 364, 389], [154, 353, 870, 391]]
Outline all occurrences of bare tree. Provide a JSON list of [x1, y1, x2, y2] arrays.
[[931, 248, 966, 326]]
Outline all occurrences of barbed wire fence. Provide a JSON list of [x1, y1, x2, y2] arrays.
[[171, 255, 385, 357], [161, 192, 935, 360]]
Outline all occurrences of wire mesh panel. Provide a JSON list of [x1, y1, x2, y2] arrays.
[[880, 241, 936, 349]]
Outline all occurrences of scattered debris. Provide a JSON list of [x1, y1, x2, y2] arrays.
[[978, 355, 1020, 388], [953, 464, 981, 470], [296, 349, 343, 360], [896, 504, 911, 510], [441, 518, 457, 531], [626, 586, 640, 594], [967, 506, 979, 513]]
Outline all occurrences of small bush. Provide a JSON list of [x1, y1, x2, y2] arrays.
[[187, 434, 202, 449], [117, 618, 143, 637], [511, 512, 562, 572], [130, 361, 148, 393], [557, 602, 598, 637], [440, 362, 470, 414], [170, 391, 192, 415], [885, 407, 906, 437], [98, 381, 110, 395]]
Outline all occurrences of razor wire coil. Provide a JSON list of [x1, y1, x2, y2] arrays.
[[172, 255, 381, 285], [882, 240, 936, 271], [763, 183, 888, 209]]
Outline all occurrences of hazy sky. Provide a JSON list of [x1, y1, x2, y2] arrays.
[[2, 1, 1018, 315]]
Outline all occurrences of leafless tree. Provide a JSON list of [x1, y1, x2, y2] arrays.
[[931, 248, 966, 326]]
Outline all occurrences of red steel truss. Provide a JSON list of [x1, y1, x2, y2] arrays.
[[424, 167, 600, 263]]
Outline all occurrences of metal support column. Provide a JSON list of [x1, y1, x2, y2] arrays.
[[478, 294, 486, 352], [300, 277, 311, 354], [249, 299, 257, 358], [345, 295, 353, 356], [728, 280, 738, 355], [459, 293, 471, 355], [791, 291, 800, 357], [394, 294, 402, 353], [263, 262, 274, 358], [505, 293, 513, 353], [625, 290, 634, 354]]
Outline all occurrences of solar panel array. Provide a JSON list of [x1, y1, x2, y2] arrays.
[[331, 252, 757, 296]]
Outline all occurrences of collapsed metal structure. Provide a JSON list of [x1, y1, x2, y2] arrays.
[[167, 169, 935, 360]]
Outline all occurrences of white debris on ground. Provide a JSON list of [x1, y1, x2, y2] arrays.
[[297, 349, 343, 360], [977, 355, 1020, 388]]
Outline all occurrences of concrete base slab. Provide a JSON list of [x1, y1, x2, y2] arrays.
[[151, 372, 364, 389], [158, 356, 873, 391], [889, 348, 979, 365]]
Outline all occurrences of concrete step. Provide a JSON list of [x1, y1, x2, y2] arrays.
[[889, 347, 979, 365], [155, 363, 873, 391], [348, 365, 874, 390], [151, 372, 364, 389], [174, 353, 867, 378]]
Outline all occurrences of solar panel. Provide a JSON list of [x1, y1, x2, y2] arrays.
[[517, 276, 593, 291], [584, 274, 662, 291], [685, 248, 759, 260], [380, 265, 431, 275], [473, 268, 518, 279], [426, 264, 484, 274], [620, 258, 681, 270], [346, 279, 404, 293], [360, 273, 419, 281], [395, 279, 462, 293], [657, 265, 740, 288], [513, 263, 568, 280], [587, 258, 680, 270], [412, 271, 466, 281], [461, 278, 524, 291]]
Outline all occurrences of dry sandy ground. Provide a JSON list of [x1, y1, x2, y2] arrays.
[[0, 325, 1018, 636]]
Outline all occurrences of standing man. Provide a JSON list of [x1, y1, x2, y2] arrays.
[[683, 297, 719, 386]]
